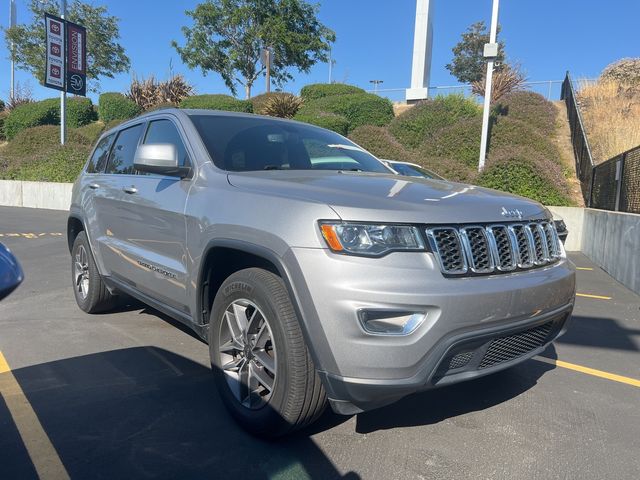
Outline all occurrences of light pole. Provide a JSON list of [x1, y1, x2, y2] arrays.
[[60, 0, 67, 145], [369, 79, 384, 94], [9, 0, 16, 104], [478, 0, 500, 172], [328, 47, 336, 83]]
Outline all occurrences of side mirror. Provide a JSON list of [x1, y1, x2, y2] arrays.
[[0, 244, 23, 301], [134, 144, 191, 178]]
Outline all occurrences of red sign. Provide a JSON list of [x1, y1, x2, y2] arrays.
[[44, 13, 65, 91], [65, 21, 87, 95]]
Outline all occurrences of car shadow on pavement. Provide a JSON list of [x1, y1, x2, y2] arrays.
[[354, 347, 558, 434], [556, 314, 640, 352], [3, 348, 358, 480]]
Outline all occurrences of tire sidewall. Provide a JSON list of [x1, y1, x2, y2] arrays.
[[209, 270, 293, 435]]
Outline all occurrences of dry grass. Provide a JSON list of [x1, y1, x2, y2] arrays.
[[472, 64, 527, 103], [577, 79, 640, 163]]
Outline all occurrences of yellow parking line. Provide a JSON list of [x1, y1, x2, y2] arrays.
[[576, 293, 612, 300], [535, 356, 640, 388], [0, 351, 70, 479], [576, 267, 593, 271]]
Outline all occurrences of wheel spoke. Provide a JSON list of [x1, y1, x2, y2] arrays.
[[253, 350, 275, 375], [224, 311, 245, 346], [239, 359, 251, 406], [231, 303, 249, 337], [222, 356, 244, 373], [254, 321, 270, 348], [250, 362, 274, 392]]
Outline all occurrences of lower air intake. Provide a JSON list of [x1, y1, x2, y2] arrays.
[[478, 322, 553, 369]]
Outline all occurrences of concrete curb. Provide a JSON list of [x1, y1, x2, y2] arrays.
[[0, 179, 72, 211]]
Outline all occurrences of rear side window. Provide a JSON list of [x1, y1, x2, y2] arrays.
[[86, 133, 114, 173], [143, 119, 188, 167], [105, 124, 144, 175]]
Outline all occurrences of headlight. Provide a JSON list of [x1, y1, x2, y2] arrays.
[[319, 222, 425, 256]]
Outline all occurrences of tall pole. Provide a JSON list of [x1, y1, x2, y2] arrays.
[[60, 0, 67, 145], [265, 48, 271, 94], [9, 0, 16, 103], [478, 0, 500, 172], [328, 47, 333, 83]]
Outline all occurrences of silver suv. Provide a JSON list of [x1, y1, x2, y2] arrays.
[[68, 109, 575, 437]]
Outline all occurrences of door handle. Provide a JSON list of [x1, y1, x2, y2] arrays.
[[88, 183, 100, 189], [122, 186, 138, 194]]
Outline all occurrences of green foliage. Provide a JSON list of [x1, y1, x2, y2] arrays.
[[489, 116, 559, 162], [348, 126, 417, 162], [98, 93, 142, 123], [293, 112, 349, 136], [4, 98, 59, 140], [497, 91, 557, 136], [250, 92, 292, 114], [0, 125, 91, 182], [478, 146, 572, 206], [300, 83, 365, 101], [180, 94, 253, 112], [73, 121, 105, 143], [0, 111, 8, 141], [419, 116, 482, 167], [66, 97, 97, 128], [173, 0, 335, 98], [4, 0, 130, 92], [297, 93, 394, 133], [446, 21, 506, 83], [389, 95, 480, 148]]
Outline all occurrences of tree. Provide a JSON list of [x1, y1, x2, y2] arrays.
[[173, 0, 335, 98], [446, 21, 505, 84], [3, 0, 130, 92]]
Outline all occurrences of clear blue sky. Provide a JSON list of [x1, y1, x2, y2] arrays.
[[1, 0, 638, 102]]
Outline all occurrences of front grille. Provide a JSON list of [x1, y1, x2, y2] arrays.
[[427, 220, 561, 276], [449, 351, 474, 370], [478, 322, 553, 369]]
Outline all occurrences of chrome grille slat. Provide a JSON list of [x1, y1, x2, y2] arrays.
[[427, 220, 561, 277]]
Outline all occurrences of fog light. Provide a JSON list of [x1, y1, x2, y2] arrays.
[[358, 310, 426, 335]]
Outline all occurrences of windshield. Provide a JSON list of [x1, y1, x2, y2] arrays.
[[189, 114, 390, 173], [390, 162, 443, 179]]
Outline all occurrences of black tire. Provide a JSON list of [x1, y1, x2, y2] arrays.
[[209, 268, 327, 438], [71, 231, 117, 313]]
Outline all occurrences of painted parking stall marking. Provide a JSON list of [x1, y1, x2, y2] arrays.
[[576, 292, 612, 300], [534, 355, 640, 388], [0, 351, 70, 479], [0, 232, 63, 239]]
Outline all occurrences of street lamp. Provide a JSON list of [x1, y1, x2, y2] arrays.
[[369, 79, 384, 94]]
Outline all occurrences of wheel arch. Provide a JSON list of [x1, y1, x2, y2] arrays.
[[67, 214, 85, 253]]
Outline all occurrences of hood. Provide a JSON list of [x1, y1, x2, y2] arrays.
[[227, 171, 549, 224]]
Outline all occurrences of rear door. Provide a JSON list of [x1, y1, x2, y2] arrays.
[[108, 117, 193, 314]]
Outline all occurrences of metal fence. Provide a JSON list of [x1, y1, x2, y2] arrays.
[[562, 71, 640, 214]]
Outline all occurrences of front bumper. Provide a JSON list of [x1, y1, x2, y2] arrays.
[[285, 247, 576, 414]]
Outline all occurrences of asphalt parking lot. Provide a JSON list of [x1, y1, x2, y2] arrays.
[[1, 206, 639, 480]]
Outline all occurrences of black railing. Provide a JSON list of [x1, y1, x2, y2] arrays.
[[562, 72, 640, 214], [561, 72, 594, 205]]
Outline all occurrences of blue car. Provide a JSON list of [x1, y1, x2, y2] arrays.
[[0, 243, 23, 301]]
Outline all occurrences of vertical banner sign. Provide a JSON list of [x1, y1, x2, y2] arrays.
[[65, 21, 87, 96], [44, 13, 65, 91]]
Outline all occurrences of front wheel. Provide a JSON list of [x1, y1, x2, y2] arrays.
[[71, 231, 117, 313], [209, 268, 326, 438]]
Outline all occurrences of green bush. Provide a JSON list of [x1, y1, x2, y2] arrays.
[[293, 112, 350, 136], [0, 111, 8, 141], [4, 98, 60, 140], [298, 93, 394, 132], [73, 121, 105, 143], [98, 92, 142, 123], [389, 95, 480, 149], [300, 83, 365, 101], [478, 146, 573, 206], [489, 116, 559, 162], [498, 91, 557, 136], [348, 126, 417, 162], [421, 156, 478, 184], [66, 97, 97, 128], [419, 116, 482, 167], [180, 94, 253, 113]]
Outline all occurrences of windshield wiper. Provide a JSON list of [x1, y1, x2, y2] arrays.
[[263, 165, 281, 170]]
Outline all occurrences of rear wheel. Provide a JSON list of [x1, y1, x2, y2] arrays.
[[209, 268, 326, 438], [71, 231, 117, 313]]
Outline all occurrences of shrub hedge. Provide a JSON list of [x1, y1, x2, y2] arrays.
[[300, 83, 365, 101], [479, 145, 572, 205], [73, 121, 106, 144], [389, 95, 480, 148], [180, 94, 253, 113], [297, 93, 394, 133], [4, 98, 60, 140], [98, 92, 142, 123], [488, 116, 559, 162], [0, 111, 8, 141], [419, 116, 482, 167], [348, 125, 418, 162], [250, 92, 293, 114], [498, 91, 557, 136], [293, 112, 350, 136]]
